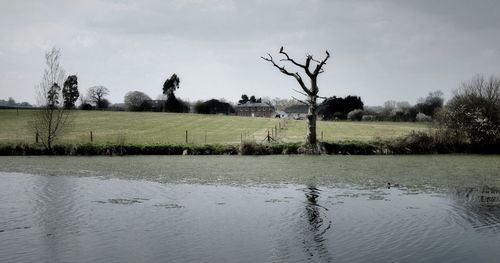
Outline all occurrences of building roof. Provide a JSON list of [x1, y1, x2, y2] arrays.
[[284, 104, 308, 114], [235, 102, 274, 108]]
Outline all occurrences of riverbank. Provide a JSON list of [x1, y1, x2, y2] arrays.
[[1, 134, 498, 155]]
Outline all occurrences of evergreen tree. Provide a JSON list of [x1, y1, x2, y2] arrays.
[[162, 73, 189, 112], [62, 75, 79, 109]]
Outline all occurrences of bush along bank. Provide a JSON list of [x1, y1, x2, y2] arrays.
[[1, 133, 499, 156], [0, 143, 239, 156]]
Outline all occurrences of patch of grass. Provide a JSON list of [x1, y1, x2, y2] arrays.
[[0, 109, 429, 145]]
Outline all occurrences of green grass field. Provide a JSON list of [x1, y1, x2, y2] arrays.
[[0, 109, 431, 145]]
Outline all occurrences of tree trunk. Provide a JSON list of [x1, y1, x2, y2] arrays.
[[306, 97, 317, 145], [47, 107, 53, 150]]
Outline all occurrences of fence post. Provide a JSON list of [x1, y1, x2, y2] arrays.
[[241, 133, 243, 143], [35, 132, 39, 143], [275, 126, 278, 137], [90, 131, 93, 142], [205, 130, 207, 144], [185, 130, 188, 144], [321, 131, 323, 140], [267, 130, 271, 142]]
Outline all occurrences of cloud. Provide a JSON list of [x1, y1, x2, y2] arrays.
[[1, 0, 500, 105]]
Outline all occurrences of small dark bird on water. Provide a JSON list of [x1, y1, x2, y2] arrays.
[[387, 182, 400, 189]]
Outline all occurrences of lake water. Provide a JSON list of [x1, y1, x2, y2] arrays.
[[1, 155, 500, 262]]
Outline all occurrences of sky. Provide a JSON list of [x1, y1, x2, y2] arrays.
[[1, 0, 499, 106]]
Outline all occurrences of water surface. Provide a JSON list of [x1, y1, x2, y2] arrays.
[[1, 155, 499, 262]]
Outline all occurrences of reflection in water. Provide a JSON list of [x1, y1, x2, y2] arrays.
[[33, 175, 81, 262], [2, 171, 500, 262], [449, 186, 500, 233], [301, 186, 333, 261]]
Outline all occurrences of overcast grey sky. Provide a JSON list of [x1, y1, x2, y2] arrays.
[[1, 0, 499, 105]]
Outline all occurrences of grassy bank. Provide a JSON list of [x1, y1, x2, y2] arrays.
[[1, 134, 497, 156], [0, 109, 429, 144]]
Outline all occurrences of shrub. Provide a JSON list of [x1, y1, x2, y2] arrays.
[[347, 109, 363, 121], [440, 75, 500, 145], [333, 112, 344, 120], [415, 113, 432, 122], [79, 103, 93, 110], [388, 131, 436, 154], [362, 115, 377, 121], [239, 140, 267, 155], [323, 141, 378, 154]]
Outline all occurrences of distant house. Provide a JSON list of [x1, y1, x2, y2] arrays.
[[284, 105, 308, 119], [274, 110, 288, 118], [148, 100, 164, 112], [235, 102, 275, 117]]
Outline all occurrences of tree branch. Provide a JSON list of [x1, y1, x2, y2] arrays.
[[279, 48, 305, 69], [261, 53, 311, 95], [279, 47, 314, 77], [313, 50, 331, 75], [293, 88, 309, 97], [261, 54, 295, 77], [291, 96, 309, 105]]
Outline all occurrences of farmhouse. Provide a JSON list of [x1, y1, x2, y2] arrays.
[[235, 102, 275, 117], [284, 104, 308, 119]]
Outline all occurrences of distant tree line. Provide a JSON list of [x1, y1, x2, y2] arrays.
[[318, 95, 364, 120], [363, 91, 444, 122], [115, 89, 445, 122], [238, 94, 262, 104], [193, 99, 235, 115], [0, 97, 32, 108], [120, 74, 190, 112]]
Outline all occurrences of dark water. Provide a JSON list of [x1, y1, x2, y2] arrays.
[[1, 156, 500, 262]]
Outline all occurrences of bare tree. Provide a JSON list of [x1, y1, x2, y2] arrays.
[[124, 91, 152, 111], [272, 97, 300, 111], [87, 86, 110, 109], [30, 47, 72, 150], [441, 74, 500, 144], [262, 47, 330, 152]]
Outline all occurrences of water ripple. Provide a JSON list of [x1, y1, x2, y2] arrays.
[[1, 172, 500, 262]]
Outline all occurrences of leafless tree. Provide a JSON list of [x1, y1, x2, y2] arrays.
[[87, 86, 109, 109], [30, 47, 72, 150], [441, 74, 500, 144], [262, 47, 330, 152], [272, 97, 301, 111]]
